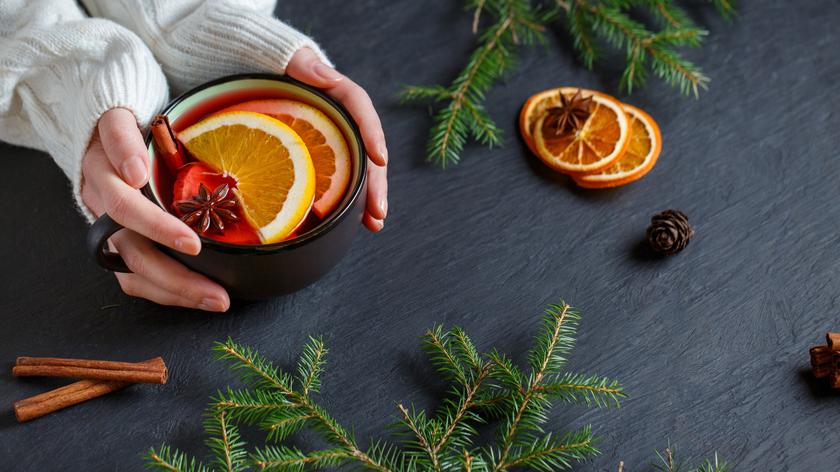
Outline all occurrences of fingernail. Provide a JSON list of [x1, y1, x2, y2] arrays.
[[175, 235, 201, 255], [313, 62, 342, 83], [377, 142, 388, 164], [121, 156, 148, 187], [198, 298, 227, 312], [378, 197, 388, 218]]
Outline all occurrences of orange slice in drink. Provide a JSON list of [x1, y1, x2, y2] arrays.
[[521, 87, 630, 174], [177, 111, 315, 243], [573, 104, 662, 188], [220, 100, 351, 219]]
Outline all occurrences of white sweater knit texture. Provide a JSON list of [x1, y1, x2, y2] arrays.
[[0, 0, 329, 221]]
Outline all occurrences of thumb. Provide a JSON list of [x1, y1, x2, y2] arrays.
[[285, 47, 343, 88]]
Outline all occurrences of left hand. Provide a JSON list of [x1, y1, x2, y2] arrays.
[[286, 48, 388, 232]]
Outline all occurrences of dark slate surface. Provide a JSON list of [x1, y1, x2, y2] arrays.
[[1, 1, 839, 470]]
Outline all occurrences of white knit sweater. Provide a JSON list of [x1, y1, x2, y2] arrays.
[[0, 0, 329, 221]]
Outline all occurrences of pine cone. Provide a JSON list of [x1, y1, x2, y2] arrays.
[[646, 209, 693, 256]]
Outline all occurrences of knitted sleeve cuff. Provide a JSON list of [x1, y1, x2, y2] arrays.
[[0, 18, 169, 222], [69, 21, 170, 221]]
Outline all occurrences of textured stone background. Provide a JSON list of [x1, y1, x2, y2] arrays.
[[2, 0, 839, 470]]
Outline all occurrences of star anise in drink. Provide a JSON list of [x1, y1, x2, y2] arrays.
[[543, 89, 594, 137], [174, 183, 238, 234]]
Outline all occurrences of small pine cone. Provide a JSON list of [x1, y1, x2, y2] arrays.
[[646, 209, 694, 256]]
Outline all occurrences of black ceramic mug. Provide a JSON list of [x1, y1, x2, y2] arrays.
[[87, 74, 367, 299]]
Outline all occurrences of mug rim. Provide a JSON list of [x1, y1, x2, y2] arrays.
[[142, 73, 367, 255]]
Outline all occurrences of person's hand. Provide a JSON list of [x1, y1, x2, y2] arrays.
[[286, 48, 388, 232], [80, 108, 230, 312]]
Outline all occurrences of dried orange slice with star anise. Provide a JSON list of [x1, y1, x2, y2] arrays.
[[520, 87, 630, 174]]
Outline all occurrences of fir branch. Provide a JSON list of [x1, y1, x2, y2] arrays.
[[397, 404, 439, 470], [651, 445, 730, 472], [424, 325, 469, 387], [204, 411, 248, 472], [430, 365, 490, 455], [694, 453, 729, 472], [214, 339, 295, 394], [528, 303, 578, 376], [537, 372, 625, 408], [492, 302, 585, 471], [145, 445, 208, 472], [402, 0, 547, 166], [251, 446, 351, 471], [214, 339, 392, 472], [711, 0, 736, 20], [296, 336, 327, 395], [212, 388, 297, 425], [569, 0, 712, 96], [503, 427, 598, 471], [485, 349, 524, 389], [400, 86, 452, 103]]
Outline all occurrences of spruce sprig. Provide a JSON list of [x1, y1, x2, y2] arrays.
[[401, 0, 550, 166], [401, 0, 735, 167], [146, 302, 626, 471], [649, 445, 730, 472]]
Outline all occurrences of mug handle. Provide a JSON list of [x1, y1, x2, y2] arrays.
[[87, 213, 131, 273]]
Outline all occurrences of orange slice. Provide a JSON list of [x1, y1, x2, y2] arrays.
[[178, 111, 315, 243], [573, 104, 662, 188], [220, 100, 351, 219], [521, 87, 630, 174]]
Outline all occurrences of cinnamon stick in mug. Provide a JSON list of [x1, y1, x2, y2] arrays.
[[151, 114, 187, 173]]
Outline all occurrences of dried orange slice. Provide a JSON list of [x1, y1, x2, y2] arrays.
[[178, 111, 315, 243], [573, 104, 661, 188], [220, 100, 351, 218], [521, 87, 630, 174]]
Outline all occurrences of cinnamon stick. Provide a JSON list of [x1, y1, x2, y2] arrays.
[[810, 345, 832, 367], [14, 379, 129, 423], [832, 370, 840, 389], [16, 356, 165, 372], [13, 356, 167, 384], [151, 114, 187, 173], [13, 358, 161, 423]]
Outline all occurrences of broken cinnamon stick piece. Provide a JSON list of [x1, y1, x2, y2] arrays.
[[151, 114, 187, 173], [12, 356, 167, 384], [810, 345, 832, 367], [832, 370, 840, 389], [826, 332, 840, 351], [813, 363, 833, 379]]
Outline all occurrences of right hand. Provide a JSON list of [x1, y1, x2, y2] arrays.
[[80, 108, 230, 312]]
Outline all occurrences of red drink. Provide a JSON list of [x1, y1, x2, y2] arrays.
[[152, 88, 352, 245]]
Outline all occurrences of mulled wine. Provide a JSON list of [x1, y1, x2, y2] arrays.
[[151, 88, 354, 246]]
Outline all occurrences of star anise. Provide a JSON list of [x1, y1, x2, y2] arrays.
[[543, 89, 594, 137], [174, 183, 238, 234]]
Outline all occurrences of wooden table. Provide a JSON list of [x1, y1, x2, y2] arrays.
[[1, 1, 838, 469]]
